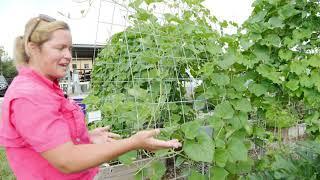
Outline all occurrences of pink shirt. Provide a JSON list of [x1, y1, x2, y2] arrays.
[[0, 67, 98, 180]]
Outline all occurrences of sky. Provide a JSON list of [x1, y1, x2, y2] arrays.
[[0, 0, 254, 58]]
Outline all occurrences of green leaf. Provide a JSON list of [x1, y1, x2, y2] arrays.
[[211, 167, 229, 180], [140, 53, 158, 64], [206, 43, 222, 55], [194, 94, 207, 111], [308, 55, 320, 68], [253, 45, 271, 63], [225, 159, 253, 174], [290, 60, 307, 75], [230, 77, 247, 92], [175, 156, 185, 168], [268, 17, 284, 28], [149, 161, 166, 180], [164, 13, 181, 23], [262, 34, 281, 47], [278, 49, 293, 60], [145, 0, 163, 5], [257, 64, 282, 84], [128, 0, 143, 8], [133, 9, 154, 21], [181, 120, 201, 139], [248, 83, 268, 96], [278, 4, 300, 19], [233, 98, 252, 112], [237, 55, 260, 68], [285, 79, 300, 91], [248, 10, 268, 23], [212, 73, 230, 86], [227, 138, 248, 162], [265, 106, 297, 128], [293, 28, 313, 40], [188, 170, 207, 180], [299, 75, 313, 88], [310, 70, 320, 92], [183, 132, 214, 163], [214, 101, 235, 119], [271, 154, 297, 172], [128, 87, 148, 100], [118, 151, 137, 165], [214, 148, 229, 167], [226, 88, 242, 99], [218, 51, 236, 69], [240, 37, 254, 50], [208, 115, 224, 133], [215, 138, 226, 148]]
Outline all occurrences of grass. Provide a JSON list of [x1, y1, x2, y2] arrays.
[[0, 148, 15, 180]]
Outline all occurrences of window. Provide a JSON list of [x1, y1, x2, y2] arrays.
[[84, 64, 89, 69], [72, 64, 77, 69]]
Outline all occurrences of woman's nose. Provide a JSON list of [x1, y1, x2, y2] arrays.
[[64, 49, 72, 60]]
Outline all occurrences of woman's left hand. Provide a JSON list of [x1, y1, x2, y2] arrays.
[[89, 126, 121, 144]]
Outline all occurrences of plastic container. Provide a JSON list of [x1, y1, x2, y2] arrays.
[[73, 98, 86, 115]]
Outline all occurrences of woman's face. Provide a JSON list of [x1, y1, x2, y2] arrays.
[[29, 29, 72, 81]]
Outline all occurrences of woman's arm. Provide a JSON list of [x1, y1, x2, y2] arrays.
[[41, 129, 181, 174]]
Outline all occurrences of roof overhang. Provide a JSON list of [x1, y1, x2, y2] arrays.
[[72, 44, 105, 58]]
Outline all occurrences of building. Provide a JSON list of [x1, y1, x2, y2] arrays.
[[71, 44, 104, 81], [59, 44, 104, 94]]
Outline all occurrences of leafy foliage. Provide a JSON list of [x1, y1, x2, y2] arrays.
[[85, 0, 320, 179], [249, 141, 320, 180]]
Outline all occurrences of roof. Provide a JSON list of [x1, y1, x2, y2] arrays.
[[72, 44, 105, 58]]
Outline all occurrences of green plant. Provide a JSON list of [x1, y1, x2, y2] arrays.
[[85, 0, 320, 179], [248, 141, 320, 180], [0, 148, 15, 180]]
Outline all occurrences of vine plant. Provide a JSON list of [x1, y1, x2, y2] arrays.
[[84, 0, 320, 179]]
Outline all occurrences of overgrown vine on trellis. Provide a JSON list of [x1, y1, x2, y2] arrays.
[[84, 0, 320, 179]]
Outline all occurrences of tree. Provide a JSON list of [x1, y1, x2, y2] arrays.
[[0, 46, 17, 81]]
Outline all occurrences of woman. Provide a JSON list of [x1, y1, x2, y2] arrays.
[[0, 14, 181, 180]]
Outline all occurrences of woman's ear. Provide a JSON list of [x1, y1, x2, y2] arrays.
[[26, 42, 40, 57]]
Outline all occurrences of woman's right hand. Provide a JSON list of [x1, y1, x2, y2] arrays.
[[129, 129, 181, 151]]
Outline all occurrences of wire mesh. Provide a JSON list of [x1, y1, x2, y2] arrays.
[[87, 0, 215, 179]]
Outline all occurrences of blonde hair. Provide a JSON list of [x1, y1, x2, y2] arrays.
[[14, 15, 70, 68]]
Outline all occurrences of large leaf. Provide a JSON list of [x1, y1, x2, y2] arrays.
[[128, 87, 148, 100], [278, 49, 293, 60], [211, 167, 229, 180], [253, 45, 271, 63], [230, 77, 247, 92], [290, 60, 307, 75], [148, 161, 167, 180], [214, 101, 235, 119], [118, 151, 137, 165], [248, 10, 268, 23], [188, 170, 207, 180], [257, 64, 282, 84], [183, 132, 214, 163], [262, 34, 281, 47], [309, 55, 320, 68], [212, 73, 230, 86], [214, 148, 229, 167], [268, 17, 284, 28], [218, 51, 236, 69], [181, 120, 201, 139], [233, 98, 252, 112], [285, 79, 300, 91], [227, 138, 248, 162], [278, 4, 300, 19], [248, 83, 268, 96]]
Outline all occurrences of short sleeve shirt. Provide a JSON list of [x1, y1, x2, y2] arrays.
[[0, 67, 99, 180]]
